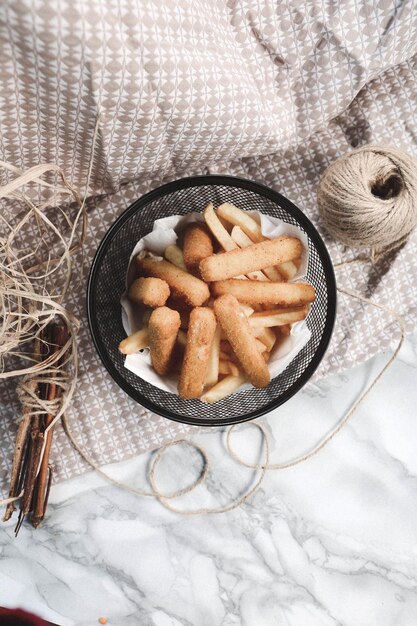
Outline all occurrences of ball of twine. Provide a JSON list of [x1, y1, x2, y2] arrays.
[[317, 145, 417, 253]]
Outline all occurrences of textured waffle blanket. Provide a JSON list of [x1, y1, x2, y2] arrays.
[[1, 0, 417, 491]]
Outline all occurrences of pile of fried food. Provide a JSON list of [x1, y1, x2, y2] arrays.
[[119, 203, 315, 403]]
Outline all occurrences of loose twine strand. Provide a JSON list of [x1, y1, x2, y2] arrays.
[[0, 135, 408, 516]]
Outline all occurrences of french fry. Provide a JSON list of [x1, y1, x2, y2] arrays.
[[164, 244, 187, 270], [262, 266, 283, 281], [252, 327, 277, 351], [217, 214, 232, 231], [231, 224, 256, 247], [203, 202, 238, 252], [278, 260, 298, 280], [205, 324, 221, 388], [246, 270, 269, 281], [249, 306, 308, 328], [217, 203, 264, 243], [219, 350, 231, 361], [255, 339, 267, 353], [218, 361, 230, 375], [240, 303, 255, 317], [201, 374, 247, 403], [176, 329, 188, 346], [118, 329, 149, 355], [280, 324, 291, 336], [219, 360, 241, 376]]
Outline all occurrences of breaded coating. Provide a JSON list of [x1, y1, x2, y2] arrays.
[[128, 277, 170, 307], [183, 223, 214, 275], [137, 257, 210, 307], [148, 307, 181, 375], [200, 236, 302, 282], [211, 279, 315, 306], [178, 307, 217, 399], [213, 294, 270, 388]]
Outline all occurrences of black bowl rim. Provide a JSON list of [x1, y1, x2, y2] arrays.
[[87, 174, 337, 426]]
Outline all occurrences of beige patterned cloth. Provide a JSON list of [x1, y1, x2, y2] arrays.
[[1, 0, 417, 491]]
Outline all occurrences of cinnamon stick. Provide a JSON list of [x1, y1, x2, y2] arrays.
[[3, 339, 41, 522], [31, 324, 68, 528], [14, 327, 49, 535]]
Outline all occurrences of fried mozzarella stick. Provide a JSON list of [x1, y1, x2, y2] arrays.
[[213, 294, 270, 388], [128, 277, 170, 307], [178, 307, 217, 399], [200, 236, 302, 282], [183, 223, 214, 275], [148, 307, 181, 375], [211, 279, 315, 306], [137, 257, 210, 307]]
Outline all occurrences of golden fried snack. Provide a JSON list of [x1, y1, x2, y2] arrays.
[[137, 257, 210, 307], [183, 223, 214, 275], [252, 327, 277, 351], [178, 307, 217, 399], [213, 294, 270, 388], [119, 329, 149, 355], [219, 360, 241, 376], [231, 225, 288, 281], [248, 306, 308, 328], [203, 202, 238, 251], [205, 324, 221, 388], [211, 279, 315, 307], [255, 339, 267, 353], [277, 260, 298, 280], [201, 374, 247, 403], [164, 244, 187, 270], [148, 307, 181, 375], [176, 329, 188, 347], [200, 236, 302, 282], [217, 203, 264, 243], [128, 277, 170, 307]]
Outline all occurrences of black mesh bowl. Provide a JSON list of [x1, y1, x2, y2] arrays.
[[87, 175, 336, 427]]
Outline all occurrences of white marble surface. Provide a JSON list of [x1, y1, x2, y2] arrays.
[[1, 331, 417, 626]]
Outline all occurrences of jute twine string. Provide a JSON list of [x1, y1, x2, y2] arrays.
[[0, 142, 410, 516], [317, 145, 417, 257]]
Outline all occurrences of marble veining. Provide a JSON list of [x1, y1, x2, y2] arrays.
[[1, 332, 417, 626]]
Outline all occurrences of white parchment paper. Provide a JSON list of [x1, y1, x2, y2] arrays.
[[121, 212, 311, 395]]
